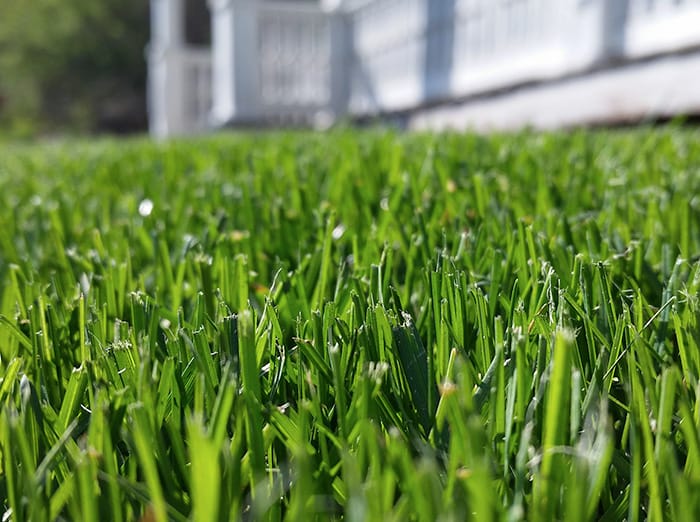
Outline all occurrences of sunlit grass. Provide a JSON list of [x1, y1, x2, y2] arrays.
[[1, 128, 700, 520]]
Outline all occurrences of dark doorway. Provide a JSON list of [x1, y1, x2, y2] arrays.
[[185, 0, 211, 46]]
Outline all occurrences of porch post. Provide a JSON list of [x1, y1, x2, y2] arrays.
[[148, 0, 186, 137], [208, 0, 260, 126], [324, 1, 350, 123], [568, 0, 629, 69]]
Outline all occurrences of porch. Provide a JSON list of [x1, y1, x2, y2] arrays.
[[148, 0, 700, 137]]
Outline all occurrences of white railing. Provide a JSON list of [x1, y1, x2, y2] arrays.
[[209, 0, 343, 127], [346, 0, 424, 113], [256, 2, 332, 123], [345, 0, 589, 115], [148, 45, 211, 137], [344, 0, 700, 117], [449, 0, 584, 101], [180, 48, 213, 130], [625, 0, 700, 58]]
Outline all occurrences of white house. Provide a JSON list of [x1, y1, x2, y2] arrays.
[[148, 0, 700, 137]]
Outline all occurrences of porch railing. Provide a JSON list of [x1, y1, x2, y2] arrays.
[[209, 0, 344, 127], [180, 48, 213, 129], [148, 46, 211, 137], [344, 0, 700, 116], [257, 2, 331, 122], [625, 0, 700, 58]]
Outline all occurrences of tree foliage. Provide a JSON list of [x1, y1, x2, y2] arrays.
[[0, 0, 149, 136]]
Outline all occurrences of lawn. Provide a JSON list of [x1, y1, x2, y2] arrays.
[[1, 129, 699, 520]]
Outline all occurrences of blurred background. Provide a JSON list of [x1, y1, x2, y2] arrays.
[[2, 0, 700, 139], [0, 0, 150, 137]]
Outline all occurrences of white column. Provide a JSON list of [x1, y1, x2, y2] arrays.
[[148, 0, 186, 137], [325, 3, 349, 122], [151, 0, 184, 46], [567, 0, 628, 69], [209, 0, 260, 126]]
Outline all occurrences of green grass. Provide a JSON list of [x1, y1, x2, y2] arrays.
[[1, 128, 700, 520]]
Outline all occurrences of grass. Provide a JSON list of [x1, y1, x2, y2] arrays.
[[0, 128, 699, 520]]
